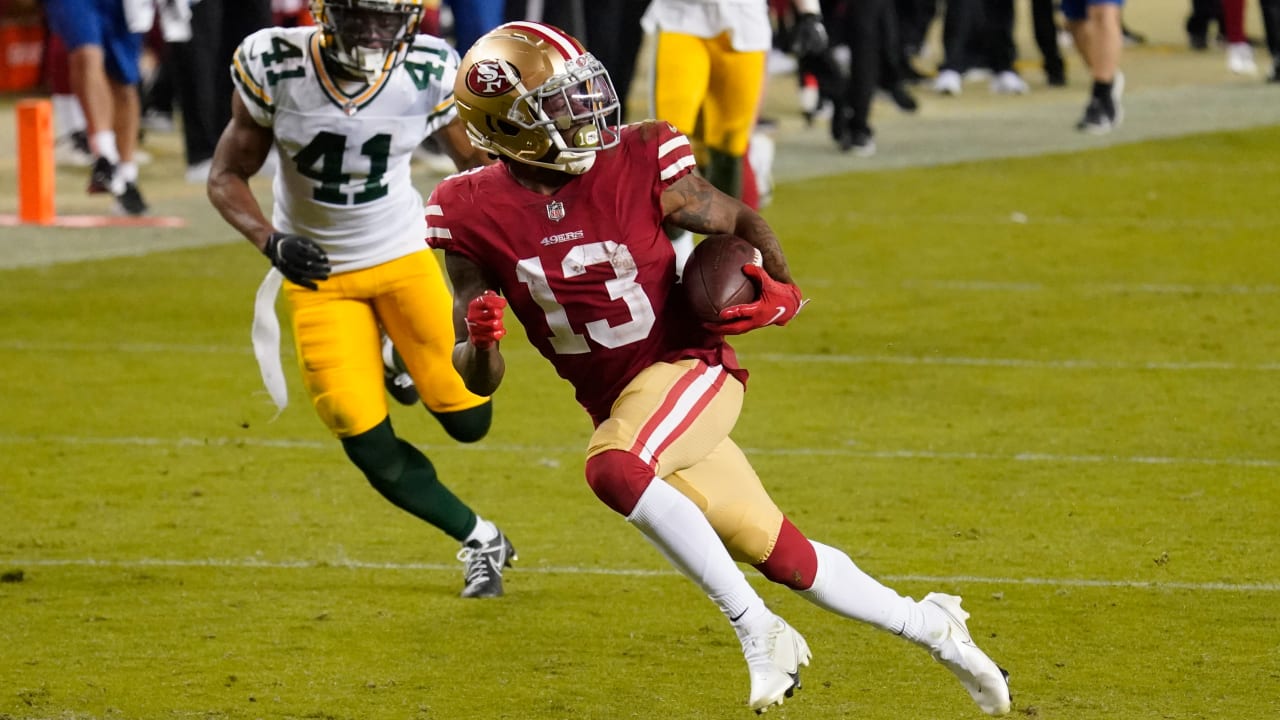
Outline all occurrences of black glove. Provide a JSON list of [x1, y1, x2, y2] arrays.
[[791, 13, 829, 57], [263, 232, 330, 290]]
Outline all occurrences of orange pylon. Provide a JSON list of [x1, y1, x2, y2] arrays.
[[17, 98, 55, 225]]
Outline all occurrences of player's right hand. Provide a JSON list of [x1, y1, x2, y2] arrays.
[[713, 265, 806, 334], [263, 232, 330, 290], [466, 291, 508, 350]]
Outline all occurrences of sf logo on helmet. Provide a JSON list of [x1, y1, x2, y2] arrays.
[[466, 59, 521, 97]]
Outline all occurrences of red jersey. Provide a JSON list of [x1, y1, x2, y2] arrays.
[[427, 122, 746, 425]]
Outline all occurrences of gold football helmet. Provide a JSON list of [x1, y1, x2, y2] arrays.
[[454, 21, 621, 175], [310, 0, 425, 82]]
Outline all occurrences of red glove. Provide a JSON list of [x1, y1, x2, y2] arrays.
[[712, 264, 806, 335], [466, 291, 508, 349]]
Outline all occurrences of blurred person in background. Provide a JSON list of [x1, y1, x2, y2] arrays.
[[42, 0, 149, 215], [1030, 0, 1066, 86], [642, 0, 827, 265], [1186, 0, 1224, 49], [581, 0, 649, 121], [1263, 0, 1280, 81], [207, 0, 518, 599], [170, 0, 273, 183], [1221, 0, 1258, 74], [445, 0, 504, 52], [931, 0, 1029, 97], [821, 0, 918, 157], [44, 32, 95, 167], [1063, 0, 1124, 134]]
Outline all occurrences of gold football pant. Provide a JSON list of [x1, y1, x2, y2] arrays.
[[284, 250, 488, 438], [587, 359, 784, 564], [651, 30, 766, 157]]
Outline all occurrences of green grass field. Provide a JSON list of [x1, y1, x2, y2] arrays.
[[3, 122, 1280, 720]]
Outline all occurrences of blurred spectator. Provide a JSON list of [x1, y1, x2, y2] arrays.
[[932, 0, 1028, 96], [43, 33, 94, 167], [272, 0, 313, 26], [169, 0, 272, 183], [642, 0, 776, 198], [1063, 0, 1124, 134], [1187, 0, 1224, 50], [1221, 0, 1258, 74], [43, 0, 149, 215], [823, 0, 917, 156], [446, 0, 504, 52], [895, 0, 937, 66], [582, 0, 649, 120], [1031, 0, 1066, 85], [1264, 0, 1280, 81]]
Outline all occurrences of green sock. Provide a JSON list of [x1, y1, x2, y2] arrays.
[[342, 418, 478, 541], [706, 148, 743, 199]]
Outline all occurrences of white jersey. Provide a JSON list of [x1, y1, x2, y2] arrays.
[[232, 26, 458, 273], [640, 0, 772, 52]]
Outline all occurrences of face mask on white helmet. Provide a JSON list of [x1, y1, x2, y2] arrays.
[[324, 3, 417, 82]]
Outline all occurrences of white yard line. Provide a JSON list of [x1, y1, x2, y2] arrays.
[[2, 338, 1278, 372], [6, 556, 1277, 593], [2, 433, 1277, 468]]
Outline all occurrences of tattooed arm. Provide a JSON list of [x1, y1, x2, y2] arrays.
[[660, 173, 795, 285]]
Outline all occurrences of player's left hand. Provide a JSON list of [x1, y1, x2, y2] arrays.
[[790, 13, 829, 57], [711, 264, 807, 335], [466, 291, 508, 349]]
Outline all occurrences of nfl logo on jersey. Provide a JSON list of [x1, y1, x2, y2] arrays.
[[546, 200, 565, 222]]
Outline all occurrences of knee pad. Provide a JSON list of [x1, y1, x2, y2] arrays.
[[431, 400, 492, 443], [753, 517, 818, 590], [584, 449, 655, 516]]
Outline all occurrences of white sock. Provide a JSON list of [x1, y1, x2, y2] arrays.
[[627, 478, 773, 635], [118, 162, 138, 184], [52, 94, 85, 138], [797, 540, 937, 644], [464, 516, 499, 545], [92, 131, 119, 164], [670, 230, 695, 280]]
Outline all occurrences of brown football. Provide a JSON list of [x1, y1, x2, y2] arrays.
[[683, 234, 760, 325]]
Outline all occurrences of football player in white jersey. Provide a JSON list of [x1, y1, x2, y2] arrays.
[[207, 0, 516, 599]]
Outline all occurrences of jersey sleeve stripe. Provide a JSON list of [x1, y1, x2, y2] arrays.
[[425, 204, 444, 217], [427, 98, 456, 123], [659, 154, 698, 181], [657, 135, 691, 158], [231, 49, 273, 110], [425, 227, 453, 240]]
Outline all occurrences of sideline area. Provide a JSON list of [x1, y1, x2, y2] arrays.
[[0, 1, 1275, 269]]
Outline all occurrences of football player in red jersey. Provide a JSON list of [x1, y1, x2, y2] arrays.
[[429, 21, 1013, 717]]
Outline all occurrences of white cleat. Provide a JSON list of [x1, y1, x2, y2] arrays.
[[739, 617, 812, 714], [1227, 42, 1258, 76], [933, 69, 963, 96], [990, 70, 1030, 95], [922, 593, 1012, 716]]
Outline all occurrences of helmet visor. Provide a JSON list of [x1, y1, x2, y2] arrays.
[[525, 55, 622, 150]]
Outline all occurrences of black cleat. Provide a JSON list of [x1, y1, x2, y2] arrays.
[[114, 182, 149, 216], [457, 531, 516, 598], [88, 156, 116, 194], [1076, 98, 1113, 134], [381, 336, 419, 406]]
